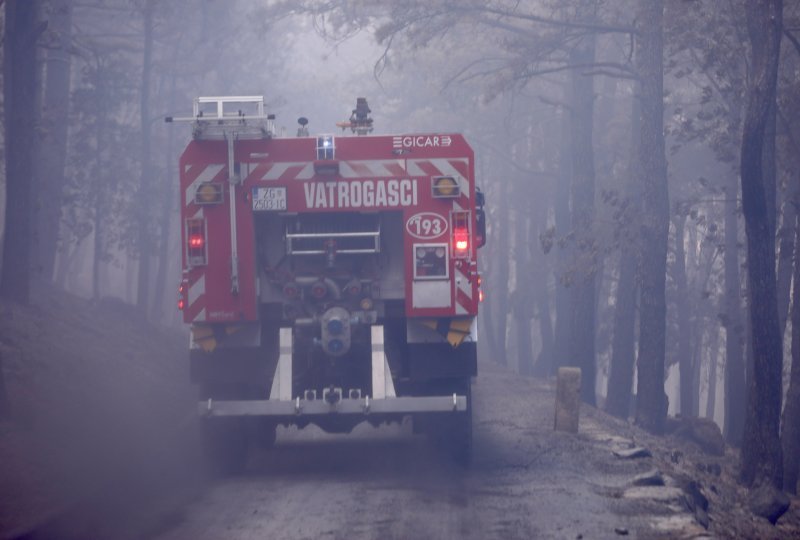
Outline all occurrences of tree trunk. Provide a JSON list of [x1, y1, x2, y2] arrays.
[[567, 2, 597, 405], [479, 159, 499, 361], [151, 70, 178, 321], [605, 90, 641, 420], [136, 0, 154, 315], [739, 0, 783, 489], [90, 73, 109, 301], [776, 192, 797, 335], [635, 0, 669, 434], [92, 211, 102, 299], [0, 351, 8, 418], [495, 170, 510, 365], [513, 197, 533, 375], [705, 325, 720, 420], [54, 239, 80, 290], [33, 0, 72, 284], [782, 214, 800, 494], [552, 106, 572, 375], [723, 171, 746, 444], [1, 0, 40, 304], [533, 206, 554, 377], [674, 215, 695, 417]]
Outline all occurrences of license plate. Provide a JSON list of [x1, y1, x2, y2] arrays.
[[252, 187, 287, 211]]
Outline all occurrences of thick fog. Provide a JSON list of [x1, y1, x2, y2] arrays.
[[1, 2, 799, 534]]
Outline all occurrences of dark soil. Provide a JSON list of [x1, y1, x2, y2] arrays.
[[1, 288, 798, 539], [0, 288, 201, 539]]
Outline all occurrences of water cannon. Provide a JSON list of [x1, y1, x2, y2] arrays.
[[353, 97, 371, 123], [336, 97, 374, 135]]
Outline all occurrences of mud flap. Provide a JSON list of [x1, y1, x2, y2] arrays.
[[371, 325, 396, 399], [268, 328, 292, 401]]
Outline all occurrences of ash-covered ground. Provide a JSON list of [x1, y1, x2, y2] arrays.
[[1, 291, 798, 539]]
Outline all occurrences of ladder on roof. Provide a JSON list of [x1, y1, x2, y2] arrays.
[[166, 96, 277, 295], [165, 95, 275, 140]]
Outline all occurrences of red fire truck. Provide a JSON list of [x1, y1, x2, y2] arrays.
[[169, 96, 485, 470]]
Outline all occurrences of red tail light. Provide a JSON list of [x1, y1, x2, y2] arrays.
[[186, 218, 207, 265], [178, 281, 188, 311], [189, 234, 204, 249], [452, 211, 470, 258]]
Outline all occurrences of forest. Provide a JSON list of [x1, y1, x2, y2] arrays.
[[0, 0, 798, 505]]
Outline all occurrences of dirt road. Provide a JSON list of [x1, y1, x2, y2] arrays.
[[5, 293, 798, 539], [152, 363, 706, 540]]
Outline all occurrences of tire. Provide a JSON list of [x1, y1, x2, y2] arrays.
[[424, 378, 473, 468], [250, 418, 277, 449], [202, 418, 247, 476], [450, 378, 473, 468]]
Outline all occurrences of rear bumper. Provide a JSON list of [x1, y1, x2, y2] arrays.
[[199, 394, 467, 418]]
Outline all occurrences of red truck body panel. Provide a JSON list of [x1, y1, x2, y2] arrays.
[[179, 133, 478, 323]]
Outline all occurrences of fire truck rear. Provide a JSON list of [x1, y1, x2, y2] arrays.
[[170, 97, 486, 471]]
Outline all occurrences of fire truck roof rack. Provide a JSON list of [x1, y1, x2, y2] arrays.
[[165, 96, 275, 140]]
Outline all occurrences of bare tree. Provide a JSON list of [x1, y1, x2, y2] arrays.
[[782, 214, 800, 493], [567, 0, 598, 405], [634, 0, 669, 434], [739, 0, 783, 489], [723, 171, 746, 444], [33, 0, 73, 284], [135, 0, 154, 315], [1, 0, 41, 304], [605, 90, 640, 419]]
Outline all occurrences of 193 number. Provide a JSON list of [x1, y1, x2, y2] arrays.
[[406, 212, 448, 239]]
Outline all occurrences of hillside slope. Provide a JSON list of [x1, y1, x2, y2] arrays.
[[0, 289, 199, 538]]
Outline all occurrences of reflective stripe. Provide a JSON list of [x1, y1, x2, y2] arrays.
[[339, 160, 407, 178], [188, 274, 205, 306], [260, 162, 314, 181]]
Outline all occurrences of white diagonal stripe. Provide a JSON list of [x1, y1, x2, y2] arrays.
[[456, 266, 472, 299], [189, 274, 205, 307], [339, 160, 406, 178], [296, 163, 314, 179], [407, 158, 467, 175], [185, 164, 224, 206], [338, 161, 360, 178], [428, 158, 464, 180], [406, 160, 427, 177], [261, 162, 313, 180], [193, 308, 206, 322]]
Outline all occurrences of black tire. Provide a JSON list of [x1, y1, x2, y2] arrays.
[[202, 418, 248, 476], [423, 378, 473, 467], [450, 378, 473, 467], [250, 418, 277, 449]]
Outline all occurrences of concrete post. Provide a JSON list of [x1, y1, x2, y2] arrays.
[[555, 367, 582, 433]]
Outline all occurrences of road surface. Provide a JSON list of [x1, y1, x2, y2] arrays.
[[151, 362, 704, 540]]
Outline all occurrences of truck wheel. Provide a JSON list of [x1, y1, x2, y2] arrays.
[[450, 378, 473, 467], [250, 418, 277, 449], [426, 378, 472, 467], [202, 418, 247, 476]]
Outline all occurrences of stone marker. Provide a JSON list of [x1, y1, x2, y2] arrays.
[[554, 367, 581, 433]]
